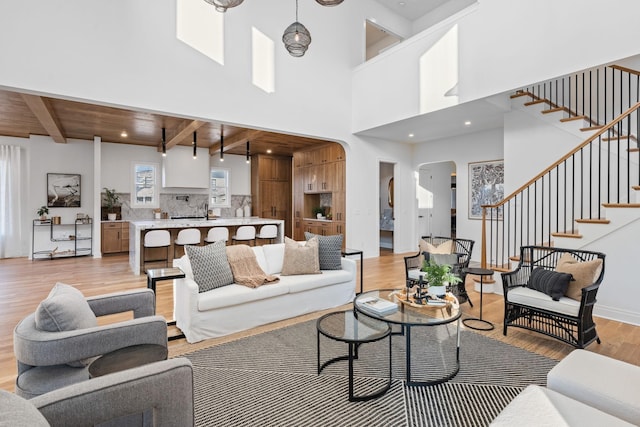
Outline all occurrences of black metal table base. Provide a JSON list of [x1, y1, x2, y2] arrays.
[[317, 313, 391, 402], [462, 317, 495, 331]]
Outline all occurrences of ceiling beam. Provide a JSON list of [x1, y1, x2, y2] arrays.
[[209, 129, 265, 156], [160, 120, 206, 152], [21, 94, 67, 143]]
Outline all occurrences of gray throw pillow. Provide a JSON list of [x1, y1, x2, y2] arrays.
[[185, 241, 234, 293], [35, 282, 98, 368], [35, 282, 97, 332], [304, 232, 343, 270], [527, 267, 572, 301]]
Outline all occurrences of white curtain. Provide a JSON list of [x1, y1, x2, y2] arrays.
[[0, 145, 22, 258]]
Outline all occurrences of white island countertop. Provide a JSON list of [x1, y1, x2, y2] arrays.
[[130, 217, 284, 230], [128, 217, 284, 275]]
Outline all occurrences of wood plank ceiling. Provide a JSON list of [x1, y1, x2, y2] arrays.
[[0, 89, 331, 157]]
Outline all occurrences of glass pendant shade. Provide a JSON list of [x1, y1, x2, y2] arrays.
[[203, 0, 244, 13], [283, 22, 311, 57], [315, 0, 344, 5]]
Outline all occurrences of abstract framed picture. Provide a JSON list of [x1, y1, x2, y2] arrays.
[[468, 160, 504, 220], [47, 173, 81, 207]]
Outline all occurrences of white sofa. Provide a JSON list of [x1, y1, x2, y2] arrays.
[[491, 350, 640, 426], [173, 242, 356, 343]]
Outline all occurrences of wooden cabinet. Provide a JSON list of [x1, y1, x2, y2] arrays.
[[251, 155, 292, 237], [101, 221, 129, 254], [292, 143, 346, 246]]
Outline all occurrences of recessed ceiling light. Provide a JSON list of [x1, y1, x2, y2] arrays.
[[464, 121, 471, 126], [266, 149, 273, 154], [399, 1, 406, 6], [408, 133, 414, 138], [120, 131, 128, 138]]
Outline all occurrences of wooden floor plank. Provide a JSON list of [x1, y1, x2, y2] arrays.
[[0, 252, 638, 393]]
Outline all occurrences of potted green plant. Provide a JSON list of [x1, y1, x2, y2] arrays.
[[312, 206, 325, 219], [37, 205, 49, 221], [421, 260, 462, 297], [103, 188, 120, 221]]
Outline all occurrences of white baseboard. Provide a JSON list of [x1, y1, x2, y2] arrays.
[[594, 305, 640, 327]]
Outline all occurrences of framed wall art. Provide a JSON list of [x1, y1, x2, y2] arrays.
[[468, 160, 503, 220], [47, 173, 81, 207]]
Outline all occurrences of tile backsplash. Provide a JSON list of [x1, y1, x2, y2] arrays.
[[112, 193, 252, 221]]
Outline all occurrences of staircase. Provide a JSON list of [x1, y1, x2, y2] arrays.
[[481, 64, 640, 270]]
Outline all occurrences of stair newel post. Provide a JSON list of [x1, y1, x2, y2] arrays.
[[481, 206, 487, 269]]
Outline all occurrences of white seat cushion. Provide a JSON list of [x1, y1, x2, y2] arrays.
[[547, 350, 640, 426], [279, 269, 353, 294], [261, 243, 285, 275], [197, 281, 289, 311], [507, 286, 580, 317], [491, 385, 633, 426]]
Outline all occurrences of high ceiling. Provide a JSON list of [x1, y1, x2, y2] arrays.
[[373, 0, 450, 21], [0, 89, 330, 157]]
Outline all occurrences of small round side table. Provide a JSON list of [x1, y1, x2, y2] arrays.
[[317, 310, 392, 402], [462, 267, 495, 331]]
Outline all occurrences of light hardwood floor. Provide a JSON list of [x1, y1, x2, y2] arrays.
[[1, 251, 638, 393]]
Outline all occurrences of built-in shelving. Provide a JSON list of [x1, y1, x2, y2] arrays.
[[32, 218, 93, 259]]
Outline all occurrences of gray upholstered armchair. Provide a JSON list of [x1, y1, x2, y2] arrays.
[[1, 358, 194, 426], [14, 286, 168, 399]]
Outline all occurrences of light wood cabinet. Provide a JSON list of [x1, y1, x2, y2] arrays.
[[101, 222, 129, 254], [292, 143, 346, 246], [251, 155, 292, 237]]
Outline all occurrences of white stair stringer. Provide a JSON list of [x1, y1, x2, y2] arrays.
[[552, 205, 640, 250], [512, 95, 601, 141]]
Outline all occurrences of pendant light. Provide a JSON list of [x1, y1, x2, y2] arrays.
[[193, 131, 197, 159], [161, 127, 166, 157], [246, 141, 251, 163], [220, 125, 225, 162], [315, 0, 344, 5], [282, 0, 311, 57], [203, 0, 244, 13]]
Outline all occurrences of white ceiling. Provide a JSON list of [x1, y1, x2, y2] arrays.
[[356, 94, 511, 144], [373, 0, 450, 21]]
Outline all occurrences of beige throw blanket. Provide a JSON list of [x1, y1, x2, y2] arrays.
[[225, 245, 279, 288]]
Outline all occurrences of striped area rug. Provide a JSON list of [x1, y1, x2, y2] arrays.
[[183, 319, 557, 426]]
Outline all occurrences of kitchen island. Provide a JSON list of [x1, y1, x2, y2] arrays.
[[129, 218, 285, 275]]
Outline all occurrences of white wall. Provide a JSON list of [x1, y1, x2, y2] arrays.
[[9, 135, 96, 258], [419, 161, 454, 237], [413, 128, 504, 262], [352, 0, 640, 133]]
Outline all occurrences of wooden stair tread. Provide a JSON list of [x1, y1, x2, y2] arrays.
[[633, 185, 640, 191], [524, 99, 548, 106], [630, 148, 639, 153], [542, 107, 567, 114], [602, 135, 631, 141], [510, 92, 531, 99], [551, 232, 582, 238], [581, 125, 604, 131], [560, 115, 586, 122], [603, 203, 640, 208], [575, 218, 610, 224]]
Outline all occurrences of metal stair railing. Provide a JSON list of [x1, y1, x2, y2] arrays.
[[481, 101, 640, 271]]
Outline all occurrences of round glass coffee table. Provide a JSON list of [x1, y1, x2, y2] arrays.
[[354, 289, 461, 386]]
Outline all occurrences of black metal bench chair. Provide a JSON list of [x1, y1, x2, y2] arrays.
[[502, 245, 606, 348], [404, 236, 475, 306]]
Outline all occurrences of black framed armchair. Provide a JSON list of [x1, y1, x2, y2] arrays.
[[404, 236, 475, 306]]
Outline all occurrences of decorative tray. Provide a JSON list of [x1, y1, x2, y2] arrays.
[[390, 290, 458, 309]]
